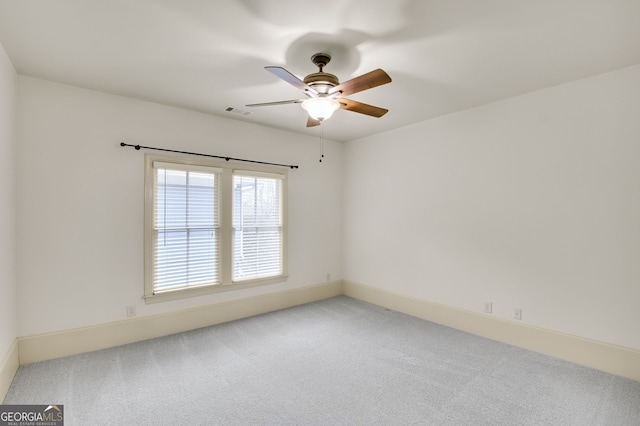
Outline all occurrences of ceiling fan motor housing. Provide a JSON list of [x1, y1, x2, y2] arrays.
[[304, 53, 340, 94], [304, 72, 339, 93]]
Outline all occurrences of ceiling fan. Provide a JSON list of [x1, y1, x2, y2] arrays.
[[246, 53, 392, 127]]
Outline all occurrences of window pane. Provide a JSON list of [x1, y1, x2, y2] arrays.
[[154, 229, 219, 292], [153, 166, 219, 293], [156, 169, 188, 229], [233, 175, 283, 281], [233, 227, 282, 280], [188, 172, 216, 228]]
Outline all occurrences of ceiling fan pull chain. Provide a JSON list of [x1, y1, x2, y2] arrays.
[[319, 125, 325, 163]]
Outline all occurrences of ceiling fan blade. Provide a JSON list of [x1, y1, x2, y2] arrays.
[[265, 66, 319, 96], [306, 116, 321, 127], [246, 99, 304, 107], [338, 98, 388, 117], [329, 69, 391, 97]]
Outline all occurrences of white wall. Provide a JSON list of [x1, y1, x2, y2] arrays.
[[16, 76, 342, 336], [344, 65, 640, 350], [0, 43, 17, 357], [12, 64, 640, 353]]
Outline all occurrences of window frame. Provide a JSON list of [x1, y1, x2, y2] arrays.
[[144, 154, 288, 303]]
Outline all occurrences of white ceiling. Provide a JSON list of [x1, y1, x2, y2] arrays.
[[1, 0, 639, 142]]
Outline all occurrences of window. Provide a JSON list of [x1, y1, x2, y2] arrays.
[[233, 172, 284, 281], [145, 155, 287, 302]]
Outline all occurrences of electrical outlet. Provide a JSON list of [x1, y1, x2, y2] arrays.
[[513, 308, 522, 320], [484, 302, 492, 314], [126, 305, 137, 318], [326, 273, 331, 282]]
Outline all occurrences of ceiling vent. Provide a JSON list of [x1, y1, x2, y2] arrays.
[[224, 106, 252, 116]]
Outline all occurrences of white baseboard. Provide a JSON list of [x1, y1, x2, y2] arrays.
[[342, 280, 640, 382], [19, 281, 342, 365], [0, 339, 19, 402], [11, 280, 640, 385]]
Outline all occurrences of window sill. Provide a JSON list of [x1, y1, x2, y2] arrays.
[[143, 275, 289, 304]]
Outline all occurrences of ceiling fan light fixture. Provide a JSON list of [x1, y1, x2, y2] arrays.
[[301, 98, 340, 121]]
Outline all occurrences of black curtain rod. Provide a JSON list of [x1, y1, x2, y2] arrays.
[[120, 142, 299, 169]]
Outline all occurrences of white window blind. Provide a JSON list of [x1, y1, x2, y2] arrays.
[[232, 172, 283, 281], [152, 163, 220, 293]]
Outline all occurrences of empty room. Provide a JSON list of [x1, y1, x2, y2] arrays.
[[1, 1, 639, 424]]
